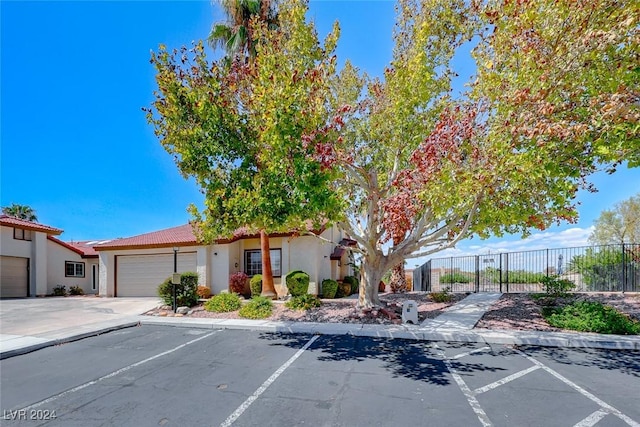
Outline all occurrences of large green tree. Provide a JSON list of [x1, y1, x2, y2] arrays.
[[589, 193, 640, 245], [315, 0, 639, 308], [147, 0, 341, 297], [2, 203, 37, 222]]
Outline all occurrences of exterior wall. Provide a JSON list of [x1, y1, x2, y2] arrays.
[[0, 225, 49, 296], [210, 243, 231, 295], [196, 246, 210, 289], [1, 226, 32, 258], [46, 239, 97, 295], [99, 251, 115, 297]]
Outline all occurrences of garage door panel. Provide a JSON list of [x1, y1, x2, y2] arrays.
[[117, 253, 197, 297], [1, 256, 29, 298]]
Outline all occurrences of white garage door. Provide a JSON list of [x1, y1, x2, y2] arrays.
[[1, 256, 29, 298], [116, 252, 197, 297]]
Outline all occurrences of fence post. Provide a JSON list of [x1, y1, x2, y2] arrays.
[[622, 243, 626, 293], [499, 254, 503, 293], [546, 249, 549, 277], [475, 255, 480, 293]]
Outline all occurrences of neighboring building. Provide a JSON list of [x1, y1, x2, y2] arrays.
[[0, 215, 101, 297], [95, 223, 355, 297]]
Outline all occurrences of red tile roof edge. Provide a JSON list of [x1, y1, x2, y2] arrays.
[[0, 215, 63, 235], [47, 237, 100, 258]]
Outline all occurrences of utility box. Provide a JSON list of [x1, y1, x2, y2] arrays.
[[402, 300, 419, 324], [171, 273, 181, 285]]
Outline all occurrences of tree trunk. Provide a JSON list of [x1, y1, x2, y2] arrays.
[[260, 230, 277, 299], [358, 261, 382, 309], [390, 262, 407, 293]]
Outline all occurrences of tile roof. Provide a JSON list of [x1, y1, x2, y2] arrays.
[[330, 238, 358, 260], [66, 239, 103, 257], [0, 215, 63, 235], [47, 236, 98, 258], [94, 224, 198, 250]]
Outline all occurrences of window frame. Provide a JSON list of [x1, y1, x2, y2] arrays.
[[13, 228, 32, 241], [65, 261, 85, 278], [244, 249, 282, 278]]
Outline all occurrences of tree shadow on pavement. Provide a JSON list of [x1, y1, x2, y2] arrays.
[[259, 333, 507, 386]]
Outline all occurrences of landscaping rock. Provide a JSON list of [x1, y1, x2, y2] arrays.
[[176, 306, 189, 315]]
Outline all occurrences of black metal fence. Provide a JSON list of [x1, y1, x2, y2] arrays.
[[413, 243, 640, 293]]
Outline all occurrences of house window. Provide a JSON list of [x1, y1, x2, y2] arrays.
[[13, 228, 32, 241], [65, 261, 85, 278], [244, 249, 281, 277]]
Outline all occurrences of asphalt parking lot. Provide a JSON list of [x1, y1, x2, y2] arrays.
[[1, 325, 639, 427]]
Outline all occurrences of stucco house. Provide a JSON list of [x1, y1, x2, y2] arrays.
[[95, 223, 355, 297], [0, 215, 101, 297]]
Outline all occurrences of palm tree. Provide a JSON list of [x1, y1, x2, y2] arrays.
[[208, 0, 278, 61], [209, 0, 280, 298], [2, 203, 38, 222]]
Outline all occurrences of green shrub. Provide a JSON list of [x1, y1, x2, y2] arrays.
[[540, 275, 576, 297], [250, 274, 262, 296], [286, 270, 310, 297], [239, 296, 273, 319], [229, 272, 248, 294], [343, 276, 359, 295], [430, 287, 453, 303], [440, 272, 472, 284], [69, 285, 84, 295], [157, 272, 199, 307], [53, 285, 66, 296], [285, 294, 322, 310], [321, 279, 338, 299], [204, 293, 242, 313], [544, 301, 640, 335]]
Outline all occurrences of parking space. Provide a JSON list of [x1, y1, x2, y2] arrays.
[[1, 326, 638, 426]]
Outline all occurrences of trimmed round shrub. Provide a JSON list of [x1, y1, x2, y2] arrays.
[[286, 270, 310, 297], [157, 272, 199, 307], [250, 274, 262, 297], [239, 296, 273, 319], [69, 285, 85, 296], [379, 281, 386, 293], [197, 286, 211, 299], [321, 279, 338, 299], [229, 272, 248, 294], [343, 276, 359, 295], [335, 281, 351, 298], [285, 294, 322, 311], [204, 293, 242, 313]]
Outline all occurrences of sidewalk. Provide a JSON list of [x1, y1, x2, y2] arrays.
[[2, 293, 639, 359]]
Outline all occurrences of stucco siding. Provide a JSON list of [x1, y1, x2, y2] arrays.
[[46, 239, 95, 295]]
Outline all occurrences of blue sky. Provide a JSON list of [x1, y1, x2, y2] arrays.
[[2, 1, 638, 260]]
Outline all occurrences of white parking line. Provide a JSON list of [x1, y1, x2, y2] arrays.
[[473, 365, 540, 395], [220, 335, 319, 427], [22, 330, 219, 411], [515, 349, 640, 427], [450, 346, 491, 360], [434, 344, 493, 427], [574, 409, 609, 427]]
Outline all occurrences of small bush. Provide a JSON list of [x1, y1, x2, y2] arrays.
[[285, 294, 322, 311], [197, 286, 211, 299], [69, 285, 84, 296], [205, 293, 242, 313], [335, 281, 351, 298], [430, 287, 453, 303], [286, 270, 310, 297], [53, 285, 66, 296], [239, 296, 273, 319], [379, 281, 386, 293], [543, 301, 640, 335], [250, 274, 262, 296], [540, 275, 576, 297], [343, 276, 359, 295], [440, 272, 472, 284], [229, 272, 248, 294], [321, 279, 338, 298], [157, 272, 199, 307]]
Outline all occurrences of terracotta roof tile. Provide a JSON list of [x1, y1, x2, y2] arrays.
[[94, 224, 198, 250], [47, 236, 98, 258], [66, 240, 102, 257], [0, 215, 62, 235]]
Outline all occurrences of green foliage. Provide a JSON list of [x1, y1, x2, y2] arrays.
[[239, 296, 273, 319], [2, 203, 37, 221], [440, 272, 472, 284], [285, 294, 322, 310], [205, 292, 242, 313], [343, 275, 359, 295], [229, 272, 249, 294], [429, 287, 453, 303], [568, 248, 625, 291], [540, 276, 576, 297], [589, 193, 640, 245], [543, 301, 640, 335], [250, 274, 263, 296], [285, 270, 310, 297], [157, 272, 200, 307], [52, 285, 66, 296], [69, 285, 84, 296], [321, 279, 338, 299]]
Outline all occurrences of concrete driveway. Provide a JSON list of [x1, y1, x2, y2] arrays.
[[0, 297, 160, 355]]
